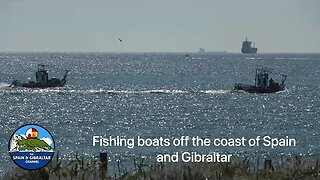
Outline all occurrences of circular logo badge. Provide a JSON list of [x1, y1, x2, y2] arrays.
[[8, 124, 55, 170]]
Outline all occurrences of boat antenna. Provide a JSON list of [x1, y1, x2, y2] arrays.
[[280, 75, 287, 86]]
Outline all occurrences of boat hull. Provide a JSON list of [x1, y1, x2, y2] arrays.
[[10, 80, 66, 88], [241, 48, 257, 54], [234, 84, 285, 93]]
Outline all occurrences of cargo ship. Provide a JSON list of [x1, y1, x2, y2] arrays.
[[241, 37, 258, 54]]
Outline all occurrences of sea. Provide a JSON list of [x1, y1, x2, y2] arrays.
[[0, 52, 320, 174]]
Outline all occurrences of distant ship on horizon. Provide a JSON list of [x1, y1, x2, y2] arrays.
[[241, 37, 258, 54]]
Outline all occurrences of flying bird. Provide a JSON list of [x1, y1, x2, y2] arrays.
[[117, 37, 123, 42]]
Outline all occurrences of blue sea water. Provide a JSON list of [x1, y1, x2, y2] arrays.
[[0, 52, 320, 174]]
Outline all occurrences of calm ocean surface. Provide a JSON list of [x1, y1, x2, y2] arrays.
[[1, 52, 320, 174]]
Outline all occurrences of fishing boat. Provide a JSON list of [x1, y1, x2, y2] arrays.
[[9, 64, 69, 88], [234, 68, 287, 93]]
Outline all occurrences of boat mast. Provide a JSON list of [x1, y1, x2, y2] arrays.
[[255, 69, 258, 86], [36, 64, 49, 84]]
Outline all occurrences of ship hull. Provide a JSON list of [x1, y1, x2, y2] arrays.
[[234, 84, 285, 93], [241, 48, 258, 54], [10, 80, 66, 88]]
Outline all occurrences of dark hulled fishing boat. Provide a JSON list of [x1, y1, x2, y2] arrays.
[[10, 64, 69, 88], [234, 68, 287, 93]]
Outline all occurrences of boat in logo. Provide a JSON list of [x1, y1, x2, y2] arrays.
[[8, 124, 55, 170]]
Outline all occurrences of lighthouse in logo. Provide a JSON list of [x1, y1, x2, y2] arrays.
[[8, 124, 55, 170], [26, 128, 38, 139]]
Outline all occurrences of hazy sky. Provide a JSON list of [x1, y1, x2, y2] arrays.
[[0, 0, 319, 53]]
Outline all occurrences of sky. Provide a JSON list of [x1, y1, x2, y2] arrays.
[[0, 0, 319, 53]]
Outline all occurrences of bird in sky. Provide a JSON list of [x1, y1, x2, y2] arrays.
[[117, 37, 123, 42]]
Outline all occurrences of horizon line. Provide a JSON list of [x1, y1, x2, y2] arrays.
[[1, 51, 320, 54]]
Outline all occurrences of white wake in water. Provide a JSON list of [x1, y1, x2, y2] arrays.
[[0, 82, 11, 89], [143, 89, 188, 94], [0, 88, 233, 95], [201, 90, 231, 94], [276, 88, 289, 94]]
